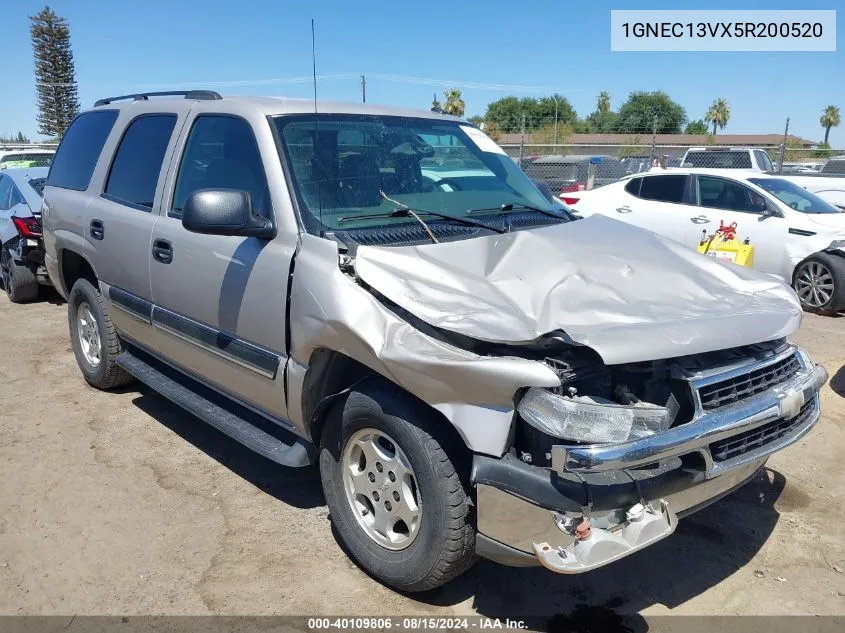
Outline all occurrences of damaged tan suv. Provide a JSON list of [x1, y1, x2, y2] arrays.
[[42, 91, 828, 591]]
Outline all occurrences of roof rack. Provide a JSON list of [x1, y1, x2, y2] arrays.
[[94, 90, 222, 107]]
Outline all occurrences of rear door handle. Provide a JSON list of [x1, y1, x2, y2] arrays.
[[152, 239, 173, 264], [690, 215, 711, 224], [616, 206, 633, 213], [90, 219, 104, 240]]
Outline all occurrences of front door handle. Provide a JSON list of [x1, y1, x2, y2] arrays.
[[90, 219, 104, 240], [616, 206, 633, 213], [152, 239, 173, 264], [690, 215, 711, 224]]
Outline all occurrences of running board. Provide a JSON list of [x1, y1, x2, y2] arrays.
[[117, 348, 314, 467]]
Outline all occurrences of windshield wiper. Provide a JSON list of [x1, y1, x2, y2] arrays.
[[337, 192, 505, 242], [467, 202, 569, 220]]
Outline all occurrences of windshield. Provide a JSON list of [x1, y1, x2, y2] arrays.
[[748, 177, 843, 214], [274, 114, 555, 233]]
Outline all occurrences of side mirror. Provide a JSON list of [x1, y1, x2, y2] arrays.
[[182, 189, 274, 238], [760, 204, 782, 219], [533, 180, 555, 204]]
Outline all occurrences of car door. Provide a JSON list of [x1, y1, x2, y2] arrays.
[[686, 174, 789, 277], [149, 112, 295, 420], [611, 174, 693, 244], [83, 107, 182, 347]]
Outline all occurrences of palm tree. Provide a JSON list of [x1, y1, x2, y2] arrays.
[[443, 88, 465, 117], [597, 91, 611, 114], [704, 98, 731, 135], [820, 105, 841, 145]]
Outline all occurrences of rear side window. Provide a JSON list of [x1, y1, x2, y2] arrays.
[[624, 178, 642, 196], [47, 110, 118, 191], [754, 150, 774, 171], [104, 114, 177, 210], [0, 175, 12, 210], [638, 175, 687, 203]]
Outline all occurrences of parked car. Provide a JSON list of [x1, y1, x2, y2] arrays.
[[522, 154, 627, 193], [0, 148, 55, 169], [681, 146, 775, 171], [0, 166, 51, 302], [563, 168, 845, 312], [43, 92, 826, 592]]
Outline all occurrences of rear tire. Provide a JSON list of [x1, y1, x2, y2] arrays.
[[68, 278, 134, 389], [792, 253, 845, 313], [319, 379, 476, 592], [1, 243, 38, 303]]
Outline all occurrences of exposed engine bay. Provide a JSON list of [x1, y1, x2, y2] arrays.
[[514, 339, 791, 467]]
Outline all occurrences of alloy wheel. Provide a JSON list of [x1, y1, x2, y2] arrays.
[[795, 261, 835, 308], [341, 428, 422, 550], [77, 302, 102, 367]]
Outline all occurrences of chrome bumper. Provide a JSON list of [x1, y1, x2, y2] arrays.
[[476, 351, 827, 574], [552, 359, 827, 478]]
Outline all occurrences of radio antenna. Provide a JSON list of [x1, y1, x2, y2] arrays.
[[311, 18, 324, 236]]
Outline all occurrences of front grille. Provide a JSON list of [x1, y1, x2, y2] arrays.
[[698, 353, 801, 410], [709, 398, 815, 462]]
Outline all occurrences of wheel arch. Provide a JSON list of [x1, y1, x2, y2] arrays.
[[58, 248, 98, 297]]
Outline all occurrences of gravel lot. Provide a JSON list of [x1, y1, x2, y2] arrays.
[[1, 289, 843, 620]]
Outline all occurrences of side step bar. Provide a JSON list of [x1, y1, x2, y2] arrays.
[[117, 348, 314, 467]]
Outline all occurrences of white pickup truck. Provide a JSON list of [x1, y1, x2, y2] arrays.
[[681, 147, 845, 209]]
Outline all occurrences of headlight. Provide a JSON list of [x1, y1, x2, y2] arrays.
[[517, 388, 678, 444]]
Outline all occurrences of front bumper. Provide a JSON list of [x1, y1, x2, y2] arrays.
[[474, 353, 827, 573]]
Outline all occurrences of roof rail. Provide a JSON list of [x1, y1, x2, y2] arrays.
[[94, 90, 222, 107]]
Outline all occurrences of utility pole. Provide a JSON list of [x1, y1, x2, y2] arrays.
[[649, 112, 658, 165], [553, 95, 559, 148], [360, 74, 366, 103], [519, 113, 526, 166], [778, 117, 790, 173]]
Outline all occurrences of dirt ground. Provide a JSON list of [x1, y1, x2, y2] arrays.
[[1, 288, 843, 620]]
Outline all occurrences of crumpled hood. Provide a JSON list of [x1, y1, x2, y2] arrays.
[[353, 215, 802, 364]]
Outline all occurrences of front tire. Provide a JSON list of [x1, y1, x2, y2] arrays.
[[68, 278, 134, 389], [792, 253, 845, 313], [319, 380, 476, 592], [1, 243, 38, 303]]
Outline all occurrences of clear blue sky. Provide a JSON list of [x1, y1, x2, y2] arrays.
[[3, 0, 843, 145]]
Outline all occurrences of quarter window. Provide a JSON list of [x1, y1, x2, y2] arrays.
[[47, 110, 118, 191], [624, 178, 642, 196], [696, 176, 767, 213], [637, 175, 687, 203], [172, 115, 269, 218], [104, 115, 177, 210]]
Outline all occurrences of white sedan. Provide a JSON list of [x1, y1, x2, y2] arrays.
[[563, 168, 845, 312]]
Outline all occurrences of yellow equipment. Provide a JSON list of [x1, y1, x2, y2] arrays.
[[697, 221, 754, 268]]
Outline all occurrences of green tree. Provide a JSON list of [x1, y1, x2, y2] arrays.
[[582, 110, 618, 133], [483, 94, 576, 132], [684, 119, 709, 135], [615, 91, 687, 134], [820, 105, 840, 145], [597, 91, 611, 113], [466, 115, 483, 127], [30, 6, 79, 137], [704, 98, 730, 135], [443, 88, 465, 117], [0, 132, 32, 143], [812, 142, 834, 159]]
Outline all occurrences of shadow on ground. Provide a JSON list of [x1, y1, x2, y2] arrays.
[[830, 364, 845, 398], [130, 387, 325, 509], [127, 383, 785, 631]]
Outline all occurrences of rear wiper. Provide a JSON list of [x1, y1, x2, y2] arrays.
[[467, 202, 568, 220]]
